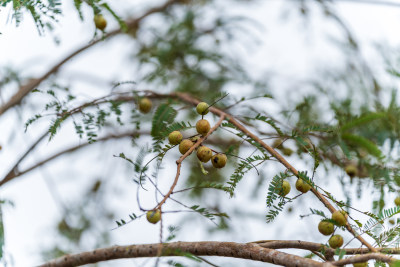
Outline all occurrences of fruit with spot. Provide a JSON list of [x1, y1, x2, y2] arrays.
[[197, 146, 212, 162], [168, 131, 183, 145], [345, 164, 358, 178], [138, 98, 152, 113], [179, 139, 194, 154], [295, 178, 311, 193], [196, 119, 210, 135], [278, 180, 291, 197], [94, 14, 107, 30], [329, 234, 344, 249], [211, 153, 227, 168], [395, 197, 400, 206], [332, 210, 347, 226], [196, 102, 209, 115], [146, 209, 161, 224], [318, 221, 334, 236]]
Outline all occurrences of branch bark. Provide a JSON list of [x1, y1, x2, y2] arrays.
[[40, 241, 333, 267]]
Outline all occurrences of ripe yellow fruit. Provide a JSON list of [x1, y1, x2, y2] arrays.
[[94, 14, 107, 30], [318, 221, 334, 236], [196, 119, 211, 135], [211, 153, 227, 168], [345, 164, 358, 178], [395, 197, 400, 206], [138, 98, 152, 113], [146, 210, 161, 224], [196, 102, 209, 115], [179, 139, 194, 154], [197, 146, 212, 162], [332, 210, 347, 226], [329, 234, 343, 249], [295, 178, 311, 193], [278, 180, 291, 197], [353, 262, 368, 267], [168, 131, 183, 145]]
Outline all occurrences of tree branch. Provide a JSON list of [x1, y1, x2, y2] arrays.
[[40, 241, 333, 267]]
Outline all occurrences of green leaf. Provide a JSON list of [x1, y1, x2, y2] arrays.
[[341, 133, 383, 159]]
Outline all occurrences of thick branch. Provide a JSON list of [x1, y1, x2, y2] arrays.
[[0, 0, 183, 117], [40, 241, 332, 267]]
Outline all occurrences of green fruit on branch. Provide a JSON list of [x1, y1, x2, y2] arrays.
[[282, 147, 293, 156], [395, 197, 400, 206], [168, 131, 183, 145], [196, 119, 211, 135], [329, 234, 343, 248], [196, 102, 209, 115], [332, 210, 347, 226], [179, 139, 194, 154], [318, 221, 334, 236], [94, 14, 107, 30], [211, 153, 227, 168], [197, 146, 212, 162], [138, 97, 152, 113], [295, 178, 311, 193], [278, 180, 291, 197], [272, 138, 284, 149], [146, 209, 161, 224], [190, 136, 200, 143], [353, 262, 368, 267], [345, 164, 358, 178]]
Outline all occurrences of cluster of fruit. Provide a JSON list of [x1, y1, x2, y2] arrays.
[[277, 178, 311, 197], [317, 210, 347, 249], [168, 102, 227, 168], [145, 101, 227, 224]]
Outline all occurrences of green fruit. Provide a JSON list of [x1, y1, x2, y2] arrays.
[[278, 180, 291, 197], [196, 119, 211, 135], [345, 164, 358, 178], [94, 14, 107, 30], [329, 235, 343, 249], [272, 139, 283, 148], [332, 210, 347, 226], [190, 136, 200, 143], [389, 219, 395, 225], [179, 139, 194, 154], [353, 262, 368, 267], [168, 131, 183, 145], [197, 146, 212, 163], [146, 210, 161, 224], [395, 197, 400, 206], [318, 221, 334, 236], [196, 102, 209, 115], [138, 98, 152, 113], [211, 153, 227, 168], [295, 178, 311, 193], [282, 147, 293, 156]]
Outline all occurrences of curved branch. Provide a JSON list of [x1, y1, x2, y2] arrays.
[[40, 241, 332, 267], [0, 0, 183, 117]]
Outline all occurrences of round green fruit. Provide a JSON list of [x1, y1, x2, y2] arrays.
[[94, 14, 107, 30], [278, 180, 291, 197], [138, 98, 152, 113], [197, 146, 212, 163], [146, 209, 161, 224], [196, 102, 209, 115], [295, 178, 311, 193], [332, 210, 347, 226], [168, 131, 183, 145], [353, 262, 368, 267], [282, 147, 293, 156], [345, 164, 358, 178], [179, 139, 194, 154], [318, 221, 334, 236], [395, 197, 400, 206], [196, 119, 211, 135], [272, 138, 283, 149], [211, 153, 227, 168], [389, 219, 395, 225], [329, 234, 344, 249]]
